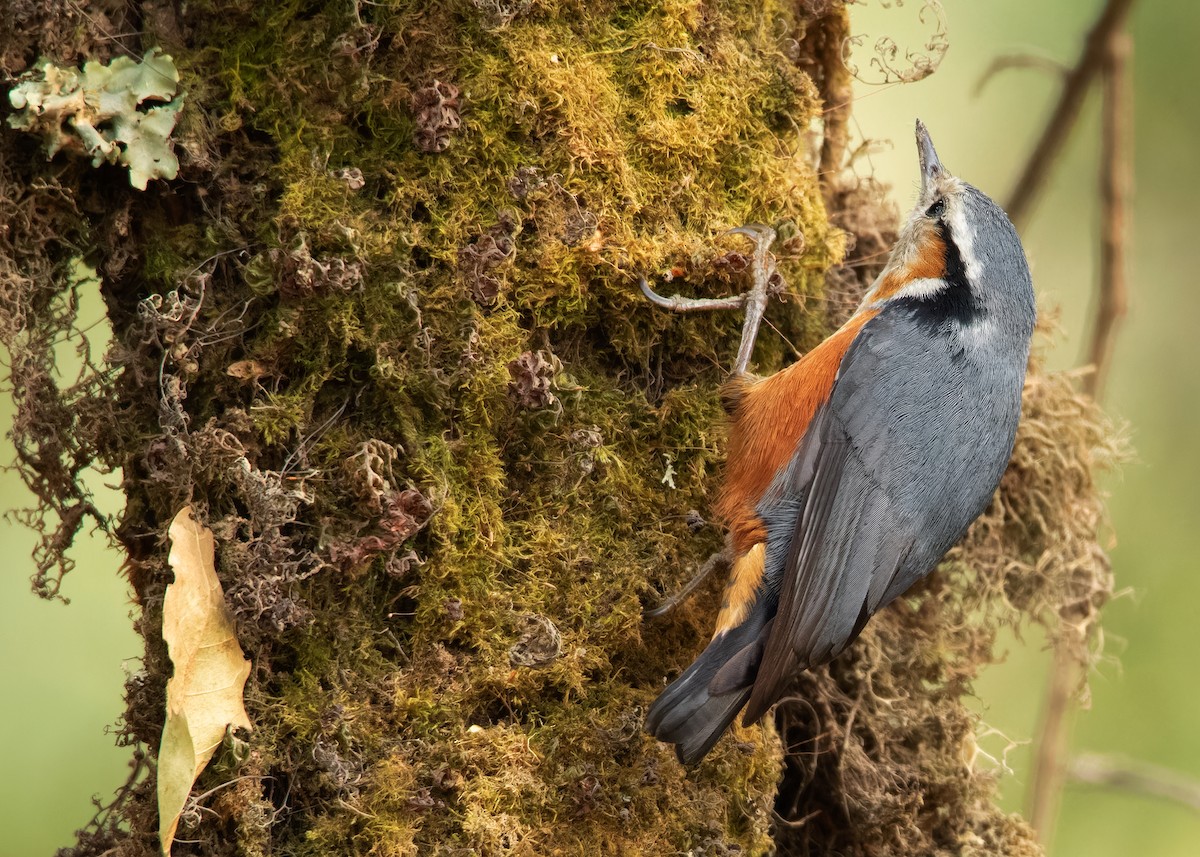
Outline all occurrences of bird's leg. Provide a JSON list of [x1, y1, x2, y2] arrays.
[[639, 225, 778, 618], [725, 224, 777, 376], [644, 549, 732, 619], [639, 224, 778, 376]]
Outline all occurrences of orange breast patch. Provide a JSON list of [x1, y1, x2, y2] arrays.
[[715, 309, 877, 556], [871, 229, 947, 301]]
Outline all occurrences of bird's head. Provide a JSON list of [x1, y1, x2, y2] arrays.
[[862, 120, 1035, 337]]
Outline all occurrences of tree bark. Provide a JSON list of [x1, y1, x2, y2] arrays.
[[0, 2, 1122, 855]]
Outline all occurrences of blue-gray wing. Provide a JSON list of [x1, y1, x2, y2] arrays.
[[741, 308, 1024, 724]]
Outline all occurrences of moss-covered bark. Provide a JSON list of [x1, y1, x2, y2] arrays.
[[1, 2, 1122, 856]]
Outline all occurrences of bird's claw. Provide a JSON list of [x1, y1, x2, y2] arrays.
[[639, 277, 747, 313], [639, 224, 781, 375]]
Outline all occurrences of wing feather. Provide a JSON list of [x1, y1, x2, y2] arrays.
[[741, 423, 909, 724], [739, 306, 1023, 727], [742, 320, 915, 725]]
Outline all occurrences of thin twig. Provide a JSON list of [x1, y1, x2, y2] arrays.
[[1025, 17, 1134, 849], [1006, 0, 1138, 229], [1084, 32, 1132, 399], [1069, 753, 1200, 814], [974, 53, 1069, 97]]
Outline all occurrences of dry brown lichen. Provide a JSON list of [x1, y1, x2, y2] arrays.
[[0, 1, 1123, 855], [411, 80, 463, 154]]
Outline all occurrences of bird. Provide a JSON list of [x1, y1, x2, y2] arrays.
[[644, 120, 1036, 766]]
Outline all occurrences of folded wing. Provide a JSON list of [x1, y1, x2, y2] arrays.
[[741, 311, 992, 725]]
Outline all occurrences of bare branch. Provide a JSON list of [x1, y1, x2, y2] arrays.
[[973, 52, 1069, 97], [1006, 0, 1139, 229], [1070, 753, 1200, 814], [1027, 646, 1081, 845], [1026, 13, 1135, 849], [1084, 33, 1132, 399]]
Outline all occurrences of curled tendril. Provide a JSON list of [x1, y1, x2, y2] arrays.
[[842, 0, 949, 85]]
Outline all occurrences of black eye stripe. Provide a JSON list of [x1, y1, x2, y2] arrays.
[[926, 198, 945, 218]]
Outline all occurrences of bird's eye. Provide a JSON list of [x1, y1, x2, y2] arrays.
[[926, 198, 945, 219]]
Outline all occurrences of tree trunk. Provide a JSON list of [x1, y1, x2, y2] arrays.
[[1, 2, 1121, 855]]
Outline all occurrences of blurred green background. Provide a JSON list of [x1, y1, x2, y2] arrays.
[[849, 1, 1200, 855], [3, 0, 1196, 853]]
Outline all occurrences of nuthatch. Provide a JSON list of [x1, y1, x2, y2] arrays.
[[644, 121, 1036, 765]]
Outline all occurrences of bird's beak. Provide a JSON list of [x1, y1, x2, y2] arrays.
[[915, 119, 946, 194]]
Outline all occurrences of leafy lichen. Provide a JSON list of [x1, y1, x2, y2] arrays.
[[7, 47, 183, 189]]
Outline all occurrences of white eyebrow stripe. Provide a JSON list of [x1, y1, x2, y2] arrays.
[[947, 199, 982, 283]]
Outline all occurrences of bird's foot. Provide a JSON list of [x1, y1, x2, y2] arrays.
[[643, 549, 732, 619], [639, 224, 778, 375]]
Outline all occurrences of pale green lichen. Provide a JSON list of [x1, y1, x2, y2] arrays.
[[8, 47, 182, 189]]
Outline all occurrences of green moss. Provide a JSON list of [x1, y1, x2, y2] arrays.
[[143, 0, 833, 850], [1, 2, 1125, 855], [20, 0, 854, 853]]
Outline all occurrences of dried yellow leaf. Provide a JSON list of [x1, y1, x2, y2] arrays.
[[157, 506, 252, 856]]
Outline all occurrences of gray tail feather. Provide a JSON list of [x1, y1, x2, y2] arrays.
[[646, 672, 752, 765], [645, 616, 769, 765]]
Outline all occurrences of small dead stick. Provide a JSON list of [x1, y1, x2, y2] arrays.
[[1005, 0, 1138, 230], [1069, 753, 1200, 815], [640, 225, 779, 617]]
